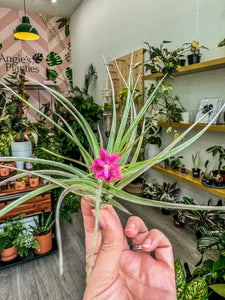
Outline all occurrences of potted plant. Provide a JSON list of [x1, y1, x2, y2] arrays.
[[173, 211, 185, 228], [170, 156, 183, 170], [206, 145, 225, 186], [29, 174, 40, 188], [0, 214, 39, 261], [192, 151, 201, 177], [183, 40, 209, 65], [141, 120, 162, 159], [202, 160, 214, 185], [144, 181, 180, 215], [180, 163, 187, 175], [124, 175, 145, 197], [144, 40, 184, 76], [0, 162, 10, 177], [15, 174, 26, 190], [30, 212, 55, 255], [179, 197, 225, 238], [177, 54, 186, 66]]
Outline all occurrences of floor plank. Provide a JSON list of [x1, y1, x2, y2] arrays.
[[0, 201, 216, 300]]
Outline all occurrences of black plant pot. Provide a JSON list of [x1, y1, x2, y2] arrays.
[[161, 208, 171, 215], [178, 58, 186, 66], [192, 168, 201, 178], [188, 54, 201, 65]]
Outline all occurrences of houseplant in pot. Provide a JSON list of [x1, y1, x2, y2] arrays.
[[29, 174, 40, 188], [192, 151, 201, 178], [178, 197, 225, 238], [0, 59, 224, 281], [141, 120, 162, 159], [202, 160, 214, 185], [183, 40, 209, 65], [15, 174, 26, 190], [0, 214, 39, 261], [30, 212, 55, 255], [144, 181, 180, 215], [206, 145, 225, 186]]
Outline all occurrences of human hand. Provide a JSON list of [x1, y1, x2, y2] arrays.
[[82, 199, 176, 300]]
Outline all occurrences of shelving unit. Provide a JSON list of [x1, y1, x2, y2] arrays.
[[157, 121, 225, 132], [152, 164, 225, 198], [142, 57, 225, 80]]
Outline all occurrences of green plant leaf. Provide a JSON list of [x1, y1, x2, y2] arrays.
[[184, 277, 208, 300], [175, 258, 186, 299], [46, 52, 62, 66], [209, 284, 225, 297]]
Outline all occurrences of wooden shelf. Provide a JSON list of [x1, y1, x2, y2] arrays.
[[158, 121, 225, 132], [142, 57, 225, 80], [151, 164, 225, 198]]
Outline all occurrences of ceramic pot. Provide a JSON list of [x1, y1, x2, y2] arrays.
[[11, 140, 32, 169], [144, 144, 161, 160], [34, 230, 52, 255], [15, 180, 26, 190], [29, 176, 39, 187], [178, 57, 186, 66], [1, 246, 17, 262], [180, 112, 190, 123], [192, 168, 201, 178]]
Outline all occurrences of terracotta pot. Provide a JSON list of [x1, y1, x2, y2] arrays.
[[6, 161, 16, 172], [0, 167, 9, 177], [1, 246, 17, 262], [34, 230, 52, 255], [15, 180, 26, 190], [29, 176, 39, 187]]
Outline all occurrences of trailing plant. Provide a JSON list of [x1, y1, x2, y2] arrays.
[[0, 58, 224, 281], [29, 212, 55, 236]]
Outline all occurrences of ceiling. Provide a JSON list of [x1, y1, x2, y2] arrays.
[[0, 0, 82, 17]]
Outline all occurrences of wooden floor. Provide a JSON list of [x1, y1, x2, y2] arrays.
[[0, 201, 216, 300]]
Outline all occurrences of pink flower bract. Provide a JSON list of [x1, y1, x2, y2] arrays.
[[90, 148, 123, 183]]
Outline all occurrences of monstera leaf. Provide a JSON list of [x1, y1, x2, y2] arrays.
[[46, 68, 58, 81], [46, 52, 62, 66]]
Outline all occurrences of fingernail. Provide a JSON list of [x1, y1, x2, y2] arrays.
[[125, 222, 136, 232], [142, 237, 152, 248]]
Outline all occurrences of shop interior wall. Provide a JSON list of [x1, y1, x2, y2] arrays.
[[70, 0, 225, 205]]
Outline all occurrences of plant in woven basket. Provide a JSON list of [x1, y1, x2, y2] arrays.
[[0, 56, 224, 281]]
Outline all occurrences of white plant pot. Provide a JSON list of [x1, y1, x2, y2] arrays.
[[11, 141, 32, 170], [144, 144, 161, 160], [180, 112, 190, 123]]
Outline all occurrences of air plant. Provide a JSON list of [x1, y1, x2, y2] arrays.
[[0, 55, 225, 284]]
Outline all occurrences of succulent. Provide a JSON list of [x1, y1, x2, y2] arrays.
[[144, 181, 180, 202]]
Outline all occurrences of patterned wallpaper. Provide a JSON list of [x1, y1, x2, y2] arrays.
[[0, 7, 72, 122]]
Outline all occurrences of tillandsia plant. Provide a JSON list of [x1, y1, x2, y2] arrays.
[[0, 54, 225, 281]]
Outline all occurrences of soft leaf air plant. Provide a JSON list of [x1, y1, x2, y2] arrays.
[[0, 55, 225, 281]]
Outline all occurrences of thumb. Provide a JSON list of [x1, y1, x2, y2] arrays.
[[88, 205, 124, 284]]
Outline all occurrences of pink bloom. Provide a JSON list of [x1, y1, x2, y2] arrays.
[[90, 148, 122, 183]]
